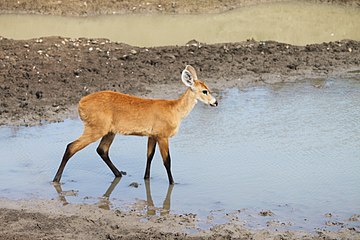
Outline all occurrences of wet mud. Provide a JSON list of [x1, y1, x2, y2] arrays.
[[1, 37, 359, 126], [0, 0, 359, 16], [1, 198, 360, 240]]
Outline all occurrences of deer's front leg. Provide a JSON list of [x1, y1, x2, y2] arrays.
[[144, 137, 157, 180], [157, 137, 174, 185]]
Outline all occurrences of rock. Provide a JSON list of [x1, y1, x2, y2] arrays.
[[324, 213, 333, 218], [259, 210, 274, 216], [35, 91, 43, 99], [186, 39, 201, 48], [129, 182, 139, 188], [349, 214, 360, 221]]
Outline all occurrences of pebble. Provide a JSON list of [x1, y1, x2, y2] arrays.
[[129, 182, 139, 188], [259, 210, 274, 216], [186, 39, 201, 48], [325, 213, 333, 218]]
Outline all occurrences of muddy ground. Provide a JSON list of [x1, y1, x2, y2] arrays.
[[0, 0, 359, 16], [1, 37, 359, 126], [1, 0, 360, 239], [1, 38, 359, 239], [1, 198, 360, 240]]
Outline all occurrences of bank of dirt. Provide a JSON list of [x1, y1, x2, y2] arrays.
[[0, 37, 359, 126], [0, 0, 359, 16], [1, 198, 359, 240]]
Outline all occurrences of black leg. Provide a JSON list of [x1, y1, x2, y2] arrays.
[[53, 142, 73, 182], [53, 127, 104, 183], [97, 132, 122, 178], [144, 137, 157, 179], [157, 138, 174, 185]]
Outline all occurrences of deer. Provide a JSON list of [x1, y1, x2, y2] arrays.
[[53, 65, 218, 185]]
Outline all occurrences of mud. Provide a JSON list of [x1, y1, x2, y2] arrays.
[[0, 0, 359, 16], [1, 0, 360, 239], [1, 37, 359, 126], [1, 199, 360, 240]]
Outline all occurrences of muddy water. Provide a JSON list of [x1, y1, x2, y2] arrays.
[[0, 2, 359, 46], [1, 78, 360, 231]]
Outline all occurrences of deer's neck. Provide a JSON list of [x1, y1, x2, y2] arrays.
[[175, 88, 197, 120]]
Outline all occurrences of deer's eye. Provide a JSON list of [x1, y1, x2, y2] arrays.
[[202, 90, 208, 95]]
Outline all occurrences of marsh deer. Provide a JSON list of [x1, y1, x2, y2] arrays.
[[53, 65, 218, 184]]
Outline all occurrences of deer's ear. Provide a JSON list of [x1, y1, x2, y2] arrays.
[[185, 65, 198, 80], [181, 69, 194, 87]]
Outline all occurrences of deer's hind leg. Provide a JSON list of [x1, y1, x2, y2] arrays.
[[96, 132, 122, 178], [53, 126, 106, 183]]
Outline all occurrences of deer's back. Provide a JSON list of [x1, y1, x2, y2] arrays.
[[78, 91, 179, 137]]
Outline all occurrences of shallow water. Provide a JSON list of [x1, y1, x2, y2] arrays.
[[0, 2, 359, 46], [1, 78, 360, 231]]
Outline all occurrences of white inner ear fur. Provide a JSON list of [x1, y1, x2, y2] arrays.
[[181, 69, 194, 88]]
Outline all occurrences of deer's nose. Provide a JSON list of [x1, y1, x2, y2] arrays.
[[210, 100, 218, 107]]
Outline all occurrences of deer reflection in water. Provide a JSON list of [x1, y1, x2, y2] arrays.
[[52, 178, 174, 214], [52, 177, 121, 210], [144, 180, 174, 216]]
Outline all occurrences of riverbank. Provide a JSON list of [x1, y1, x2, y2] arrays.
[[1, 37, 359, 126], [1, 198, 359, 240], [0, 0, 358, 16]]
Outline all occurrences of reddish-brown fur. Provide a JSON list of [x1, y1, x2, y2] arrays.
[[53, 65, 217, 184]]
